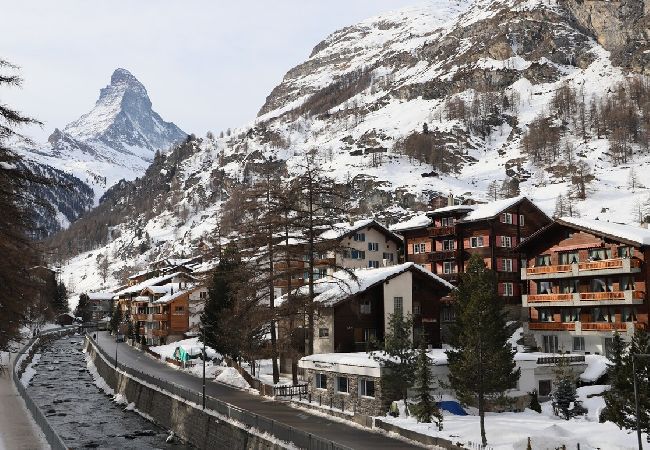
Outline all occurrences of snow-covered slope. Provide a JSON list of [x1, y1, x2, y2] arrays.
[[55, 0, 650, 307], [18, 68, 187, 235]]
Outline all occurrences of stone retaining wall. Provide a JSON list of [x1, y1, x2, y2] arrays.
[[85, 339, 284, 450]]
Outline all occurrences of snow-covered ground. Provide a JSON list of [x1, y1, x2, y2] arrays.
[[241, 359, 293, 387], [380, 385, 641, 450], [19, 353, 40, 387]]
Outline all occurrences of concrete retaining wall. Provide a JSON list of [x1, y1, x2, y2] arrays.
[[85, 339, 285, 450]]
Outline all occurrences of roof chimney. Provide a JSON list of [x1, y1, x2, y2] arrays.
[[448, 192, 454, 207]]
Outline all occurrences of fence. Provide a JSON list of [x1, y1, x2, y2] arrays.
[[12, 326, 79, 450], [88, 335, 353, 450], [273, 383, 308, 398]]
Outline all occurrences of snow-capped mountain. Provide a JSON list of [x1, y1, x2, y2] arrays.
[[53, 0, 650, 305], [19, 68, 186, 235]]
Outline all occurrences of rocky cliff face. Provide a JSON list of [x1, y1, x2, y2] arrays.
[[563, 0, 650, 73]]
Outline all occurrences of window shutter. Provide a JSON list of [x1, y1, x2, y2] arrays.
[[513, 259, 518, 271], [497, 258, 503, 271], [368, 242, 372, 251], [512, 236, 518, 246], [512, 214, 518, 225], [496, 236, 501, 247], [484, 235, 490, 246], [514, 283, 521, 296], [497, 283, 505, 296]]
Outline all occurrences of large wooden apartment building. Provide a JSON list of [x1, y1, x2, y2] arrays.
[[517, 217, 650, 355], [394, 196, 551, 318]]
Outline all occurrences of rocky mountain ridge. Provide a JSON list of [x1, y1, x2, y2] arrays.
[[18, 68, 186, 235], [51, 0, 650, 307]]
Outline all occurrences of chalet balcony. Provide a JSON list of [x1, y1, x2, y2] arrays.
[[428, 226, 455, 237], [133, 314, 147, 321], [152, 329, 169, 337], [437, 272, 459, 283], [152, 313, 167, 321], [527, 321, 643, 333], [522, 258, 642, 280], [428, 250, 459, 263], [528, 322, 576, 331], [523, 290, 645, 307]]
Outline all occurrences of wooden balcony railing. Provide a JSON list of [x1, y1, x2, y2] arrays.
[[581, 322, 627, 331], [579, 259, 624, 271], [527, 293, 574, 302], [428, 250, 458, 262], [528, 322, 576, 331], [152, 329, 169, 337], [133, 314, 147, 321], [152, 313, 167, 321], [429, 226, 455, 237], [526, 264, 571, 275]]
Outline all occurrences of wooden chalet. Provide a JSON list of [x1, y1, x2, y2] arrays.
[[517, 217, 650, 355]]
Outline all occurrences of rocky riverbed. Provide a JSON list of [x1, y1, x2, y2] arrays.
[[25, 334, 193, 449]]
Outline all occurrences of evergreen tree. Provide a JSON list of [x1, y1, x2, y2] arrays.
[[603, 332, 631, 425], [412, 337, 443, 428], [200, 247, 242, 361], [552, 355, 586, 420], [446, 254, 520, 446], [373, 311, 416, 416], [620, 330, 650, 433], [110, 306, 122, 334], [74, 293, 92, 322], [51, 281, 69, 315], [528, 390, 542, 413]]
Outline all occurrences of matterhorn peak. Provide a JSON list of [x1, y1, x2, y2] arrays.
[[62, 68, 185, 153]]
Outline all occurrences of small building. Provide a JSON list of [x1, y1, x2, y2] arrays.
[[55, 313, 76, 326], [517, 217, 650, 355], [188, 286, 209, 334], [273, 219, 403, 298], [278, 262, 453, 374], [87, 292, 114, 321]]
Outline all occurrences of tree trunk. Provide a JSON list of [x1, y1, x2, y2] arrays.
[[268, 184, 280, 384]]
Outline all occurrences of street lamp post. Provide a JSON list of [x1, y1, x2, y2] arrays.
[[202, 327, 206, 410], [115, 335, 118, 368]]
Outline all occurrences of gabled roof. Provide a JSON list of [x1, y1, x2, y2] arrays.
[[427, 204, 475, 216], [114, 271, 197, 297], [279, 262, 453, 308], [516, 216, 650, 251], [390, 214, 432, 232], [557, 217, 650, 246], [319, 219, 402, 243], [87, 292, 115, 301]]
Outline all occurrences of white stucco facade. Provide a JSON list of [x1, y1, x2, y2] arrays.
[[382, 270, 413, 336]]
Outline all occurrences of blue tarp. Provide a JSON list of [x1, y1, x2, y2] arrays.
[[438, 400, 467, 415]]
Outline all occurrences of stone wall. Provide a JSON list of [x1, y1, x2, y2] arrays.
[[85, 340, 284, 450], [304, 368, 386, 416]]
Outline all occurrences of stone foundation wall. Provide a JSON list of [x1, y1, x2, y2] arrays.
[[304, 368, 387, 416], [85, 340, 283, 450]]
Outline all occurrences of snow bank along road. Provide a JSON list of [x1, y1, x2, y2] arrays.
[[95, 331, 420, 449]]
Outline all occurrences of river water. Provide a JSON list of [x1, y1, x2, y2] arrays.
[[26, 334, 193, 449]]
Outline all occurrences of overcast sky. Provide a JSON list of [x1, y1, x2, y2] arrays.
[[1, 1, 420, 142]]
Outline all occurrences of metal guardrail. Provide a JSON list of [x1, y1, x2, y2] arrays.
[[12, 326, 79, 450], [87, 335, 353, 450], [273, 383, 308, 398]]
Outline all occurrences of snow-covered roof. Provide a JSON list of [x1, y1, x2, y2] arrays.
[[390, 214, 432, 232], [87, 292, 114, 301], [128, 269, 158, 280], [557, 216, 650, 246], [150, 287, 192, 305], [145, 285, 174, 295], [460, 196, 526, 222], [281, 262, 453, 307], [301, 352, 381, 368], [429, 204, 476, 215], [114, 271, 196, 296], [318, 219, 401, 242]]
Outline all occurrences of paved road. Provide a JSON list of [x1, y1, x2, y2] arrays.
[[0, 353, 49, 450], [95, 331, 420, 449]]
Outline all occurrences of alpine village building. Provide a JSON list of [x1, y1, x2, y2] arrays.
[[517, 216, 650, 355], [393, 195, 552, 324]]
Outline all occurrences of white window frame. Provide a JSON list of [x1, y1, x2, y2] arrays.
[[503, 258, 513, 272], [503, 282, 514, 297], [502, 213, 513, 224], [315, 373, 327, 390], [360, 299, 372, 315], [368, 260, 379, 269], [443, 239, 454, 251], [368, 242, 379, 252], [573, 336, 585, 352], [358, 378, 375, 398], [394, 297, 403, 314], [501, 236, 512, 248], [470, 236, 484, 248], [443, 261, 456, 274], [354, 232, 366, 242], [519, 214, 525, 226]]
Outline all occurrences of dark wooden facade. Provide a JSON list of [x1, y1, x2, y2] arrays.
[[400, 197, 552, 308]]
